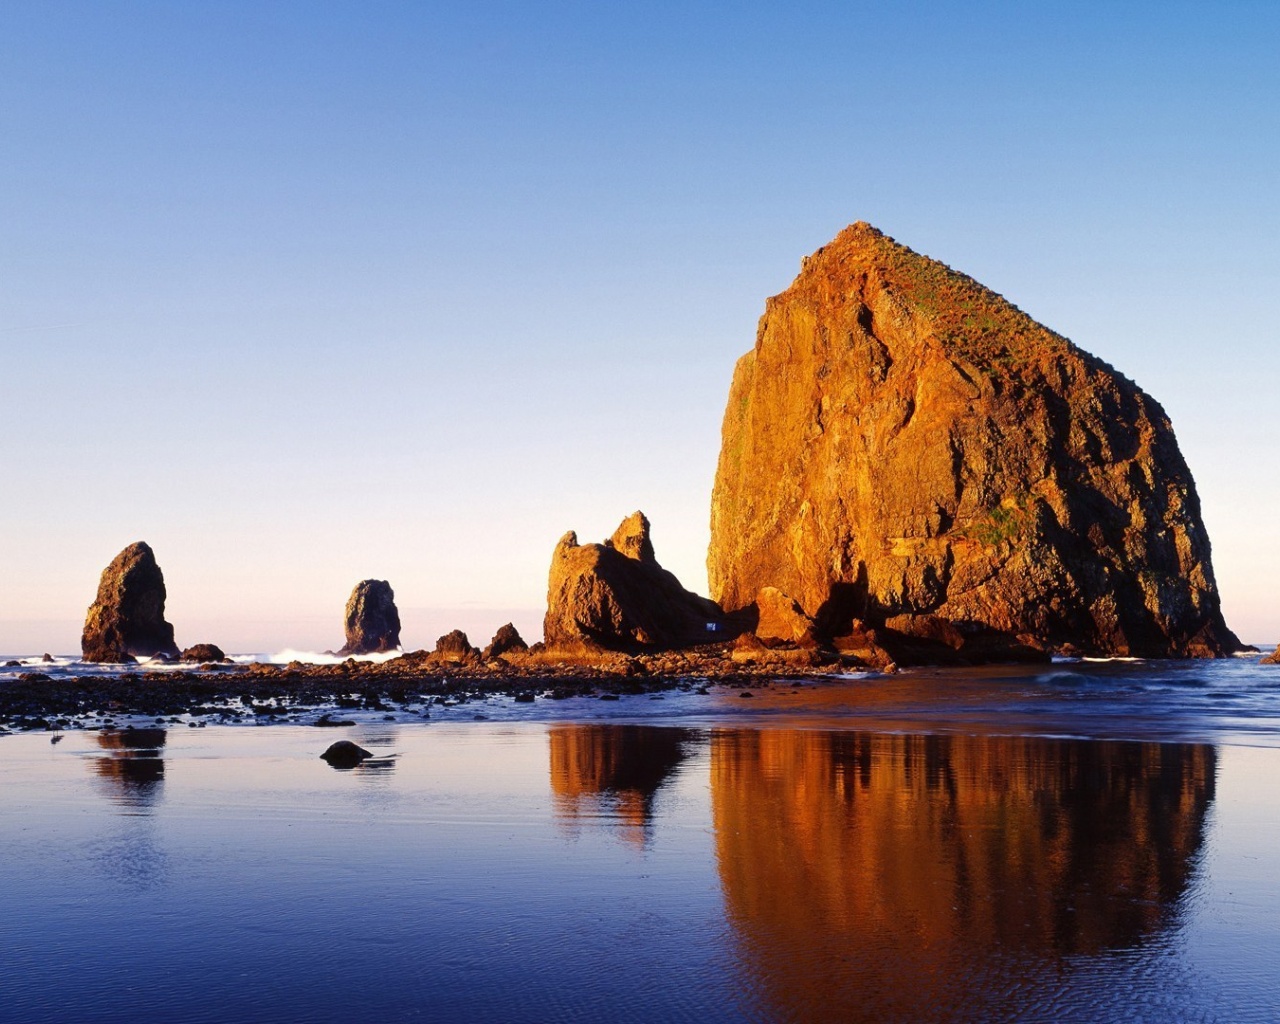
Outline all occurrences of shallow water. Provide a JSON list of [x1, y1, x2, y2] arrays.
[[2, 704, 1280, 1022]]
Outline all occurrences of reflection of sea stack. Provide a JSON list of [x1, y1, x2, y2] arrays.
[[337, 580, 401, 656], [709, 223, 1241, 658], [91, 728, 168, 807], [549, 725, 694, 846], [711, 730, 1214, 1021], [81, 542, 181, 663], [545, 512, 724, 650]]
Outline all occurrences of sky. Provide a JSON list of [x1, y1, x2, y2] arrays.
[[2, 1, 1277, 653]]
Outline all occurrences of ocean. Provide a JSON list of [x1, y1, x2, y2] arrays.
[[1, 654, 1278, 1022]]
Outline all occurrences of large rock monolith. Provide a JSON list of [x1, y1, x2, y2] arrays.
[[708, 222, 1242, 659], [546, 511, 725, 650], [337, 580, 401, 656], [81, 542, 181, 663]]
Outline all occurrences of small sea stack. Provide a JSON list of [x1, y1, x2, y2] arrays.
[[545, 511, 726, 651], [81, 542, 181, 663], [708, 222, 1243, 659], [483, 623, 529, 660], [337, 580, 401, 656]]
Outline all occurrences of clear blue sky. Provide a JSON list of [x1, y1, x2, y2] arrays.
[[3, 1, 1277, 652]]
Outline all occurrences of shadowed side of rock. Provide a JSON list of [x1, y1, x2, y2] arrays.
[[81, 542, 181, 663], [545, 512, 728, 651], [708, 222, 1243, 659], [337, 580, 401, 656]]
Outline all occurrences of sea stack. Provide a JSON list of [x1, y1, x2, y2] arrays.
[[545, 511, 725, 650], [708, 223, 1241, 659], [337, 580, 401, 656], [81, 542, 181, 663]]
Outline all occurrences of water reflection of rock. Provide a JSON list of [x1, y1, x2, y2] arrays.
[[91, 728, 167, 809], [712, 731, 1215, 1022], [549, 725, 696, 847]]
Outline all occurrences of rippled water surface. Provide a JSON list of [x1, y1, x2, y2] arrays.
[[3, 664, 1280, 1022]]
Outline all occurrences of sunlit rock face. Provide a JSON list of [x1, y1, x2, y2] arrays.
[[549, 725, 695, 847], [81, 542, 181, 663], [708, 223, 1241, 658], [711, 730, 1214, 1021], [545, 512, 724, 650]]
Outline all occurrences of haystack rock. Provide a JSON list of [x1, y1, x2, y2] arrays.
[[337, 580, 401, 656], [708, 223, 1242, 659], [546, 512, 726, 650], [483, 623, 529, 660], [81, 542, 181, 663]]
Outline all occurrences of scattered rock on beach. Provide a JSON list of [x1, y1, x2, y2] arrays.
[[544, 511, 726, 651], [337, 580, 401, 656], [708, 222, 1243, 659], [81, 542, 181, 663]]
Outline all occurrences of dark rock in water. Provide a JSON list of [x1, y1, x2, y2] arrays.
[[432, 630, 479, 664], [320, 740, 373, 769], [180, 644, 227, 663], [3, 661, 19, 667], [709, 222, 1243, 659], [545, 511, 726, 651], [483, 622, 529, 660], [337, 580, 401, 656], [81, 542, 181, 663], [40, 653, 54, 663]]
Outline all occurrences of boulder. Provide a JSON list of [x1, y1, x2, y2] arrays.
[[336, 580, 401, 656], [483, 623, 529, 660], [708, 222, 1243, 659], [1262, 648, 1279, 666], [320, 740, 372, 769], [81, 542, 181, 663], [180, 644, 227, 663], [545, 512, 726, 650]]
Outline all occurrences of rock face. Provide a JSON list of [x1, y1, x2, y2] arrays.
[[82, 542, 181, 663], [1262, 648, 1280, 666], [753, 587, 818, 646], [709, 223, 1241, 659], [337, 580, 401, 656], [546, 512, 725, 650]]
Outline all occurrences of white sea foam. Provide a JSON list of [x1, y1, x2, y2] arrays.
[[246, 648, 405, 666]]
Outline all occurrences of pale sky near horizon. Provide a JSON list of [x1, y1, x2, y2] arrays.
[[3, 1, 1278, 654]]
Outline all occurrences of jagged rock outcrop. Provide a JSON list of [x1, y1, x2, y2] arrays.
[[1262, 648, 1280, 665], [483, 623, 529, 660], [546, 512, 726, 650], [337, 580, 401, 656], [432, 629, 479, 664], [81, 542, 181, 663], [709, 222, 1242, 659]]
